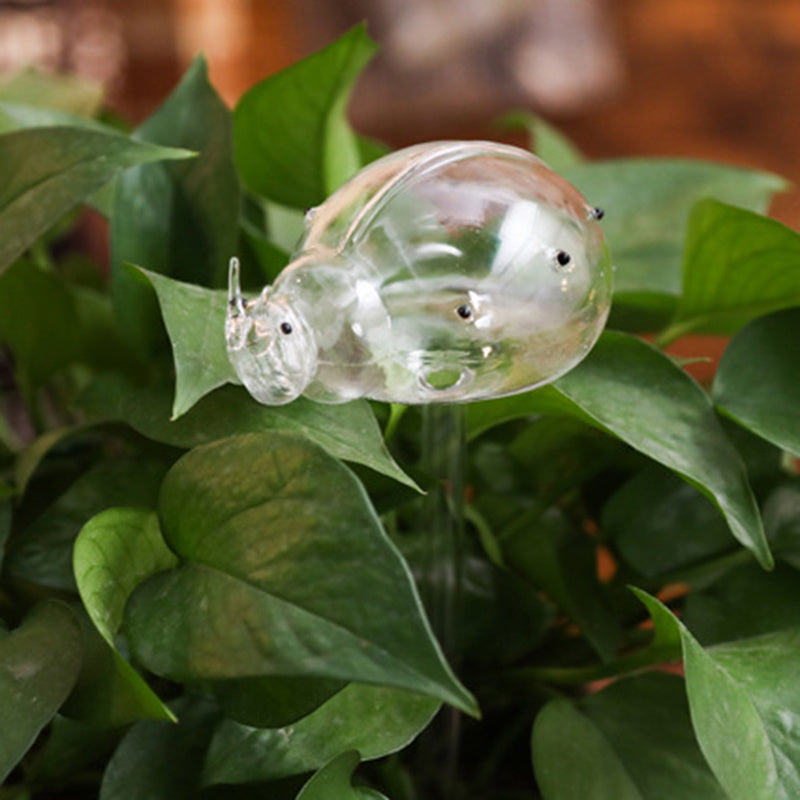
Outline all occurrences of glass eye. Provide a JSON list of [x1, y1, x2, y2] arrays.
[[555, 250, 571, 267], [280, 322, 293, 335], [456, 304, 472, 320]]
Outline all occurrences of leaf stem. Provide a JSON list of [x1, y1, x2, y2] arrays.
[[656, 547, 755, 588], [499, 642, 682, 687], [383, 403, 407, 444]]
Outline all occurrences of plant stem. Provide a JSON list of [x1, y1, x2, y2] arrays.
[[383, 403, 407, 444], [498, 642, 682, 687], [657, 547, 755, 588]]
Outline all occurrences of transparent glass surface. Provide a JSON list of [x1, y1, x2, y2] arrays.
[[227, 141, 612, 405]]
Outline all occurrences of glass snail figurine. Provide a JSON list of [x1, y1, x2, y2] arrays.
[[226, 140, 612, 406]]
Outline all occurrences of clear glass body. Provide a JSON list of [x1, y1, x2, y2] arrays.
[[226, 141, 612, 405]]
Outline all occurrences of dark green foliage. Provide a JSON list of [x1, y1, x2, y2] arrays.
[[1, 27, 800, 800]]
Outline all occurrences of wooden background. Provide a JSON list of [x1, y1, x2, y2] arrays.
[[100, 0, 800, 228], [2, 0, 798, 226]]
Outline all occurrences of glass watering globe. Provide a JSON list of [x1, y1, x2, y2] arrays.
[[226, 140, 612, 406]]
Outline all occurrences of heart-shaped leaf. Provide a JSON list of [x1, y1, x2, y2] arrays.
[[124, 433, 476, 715], [74, 507, 177, 646], [73, 507, 177, 725]]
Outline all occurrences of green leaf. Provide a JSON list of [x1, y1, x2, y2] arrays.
[[456, 556, 555, 664], [74, 507, 177, 644], [562, 159, 786, 328], [635, 590, 800, 800], [0, 101, 115, 135], [713, 308, 800, 457], [602, 466, 733, 578], [683, 626, 800, 800], [263, 200, 306, 254], [468, 331, 772, 567], [61, 608, 174, 727], [0, 262, 142, 401], [764, 481, 800, 570], [356, 134, 391, 167], [0, 126, 192, 275], [211, 674, 346, 728], [73, 507, 178, 723], [662, 202, 800, 343], [500, 111, 584, 172], [0, 68, 104, 116], [628, 586, 685, 654], [533, 673, 728, 799], [0, 260, 81, 397], [501, 508, 620, 661], [579, 673, 728, 799], [124, 433, 476, 715], [501, 415, 630, 519], [6, 458, 169, 591], [204, 683, 439, 784], [296, 751, 387, 800], [234, 24, 377, 208], [24, 715, 119, 786], [684, 563, 800, 645], [465, 383, 592, 441], [78, 375, 418, 490], [0, 602, 83, 783], [99, 697, 218, 800], [111, 56, 239, 351], [532, 699, 643, 800], [133, 268, 234, 417], [71, 281, 147, 375]]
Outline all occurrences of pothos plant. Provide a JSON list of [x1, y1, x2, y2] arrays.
[[1, 24, 800, 800]]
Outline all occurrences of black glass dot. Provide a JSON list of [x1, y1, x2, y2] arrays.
[[456, 304, 472, 320], [593, 207, 605, 220], [279, 322, 293, 335], [555, 250, 571, 267]]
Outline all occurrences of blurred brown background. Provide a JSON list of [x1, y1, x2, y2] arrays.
[[1, 0, 799, 228]]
